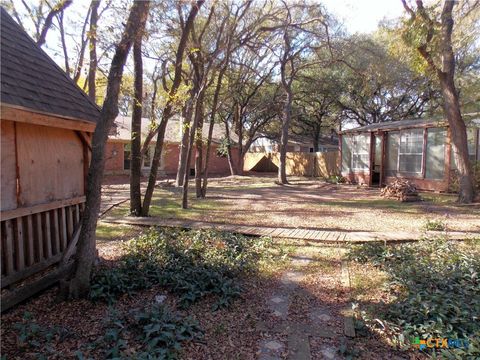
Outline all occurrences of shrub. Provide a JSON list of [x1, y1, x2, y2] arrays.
[[90, 228, 273, 308], [327, 175, 346, 184], [349, 239, 480, 357], [423, 219, 446, 231]]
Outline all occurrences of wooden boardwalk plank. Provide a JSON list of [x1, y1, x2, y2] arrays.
[[100, 217, 480, 244], [269, 228, 285, 237], [290, 228, 303, 238]]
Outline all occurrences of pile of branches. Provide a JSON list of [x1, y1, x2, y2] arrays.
[[381, 179, 420, 202]]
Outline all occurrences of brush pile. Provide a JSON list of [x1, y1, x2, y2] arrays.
[[381, 179, 420, 202]]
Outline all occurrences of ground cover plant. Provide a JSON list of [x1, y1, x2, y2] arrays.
[[348, 238, 480, 358], [3, 228, 281, 359], [90, 228, 275, 309]]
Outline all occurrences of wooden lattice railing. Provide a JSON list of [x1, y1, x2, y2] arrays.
[[1, 197, 85, 310]]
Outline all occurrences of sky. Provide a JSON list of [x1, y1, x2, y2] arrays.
[[321, 0, 406, 34]]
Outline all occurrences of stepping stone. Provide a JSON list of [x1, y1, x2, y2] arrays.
[[279, 322, 335, 339], [267, 294, 290, 319], [258, 339, 285, 360], [309, 308, 332, 323], [288, 332, 311, 360], [291, 255, 314, 266], [319, 346, 339, 360], [281, 271, 304, 289]]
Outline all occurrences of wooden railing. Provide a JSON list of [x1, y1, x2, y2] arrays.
[[1, 196, 85, 289]]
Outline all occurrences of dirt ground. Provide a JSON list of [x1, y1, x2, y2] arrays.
[[104, 174, 480, 234]]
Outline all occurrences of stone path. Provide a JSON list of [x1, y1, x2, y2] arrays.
[[102, 216, 478, 243], [257, 245, 353, 360]]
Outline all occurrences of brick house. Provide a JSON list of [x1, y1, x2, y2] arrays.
[[105, 116, 239, 176]]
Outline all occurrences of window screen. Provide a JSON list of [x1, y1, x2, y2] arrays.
[[341, 136, 352, 173], [386, 132, 399, 176], [352, 134, 370, 170], [425, 128, 446, 179], [467, 128, 478, 162], [399, 129, 423, 174]]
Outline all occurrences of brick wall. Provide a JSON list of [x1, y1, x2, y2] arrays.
[[163, 143, 238, 175], [103, 140, 239, 176], [104, 142, 125, 172]]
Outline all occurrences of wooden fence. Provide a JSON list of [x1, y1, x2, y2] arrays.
[[244, 151, 340, 178], [1, 196, 85, 311]]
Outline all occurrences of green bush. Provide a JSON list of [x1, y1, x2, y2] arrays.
[[349, 239, 480, 357], [90, 228, 273, 309], [423, 219, 446, 231]]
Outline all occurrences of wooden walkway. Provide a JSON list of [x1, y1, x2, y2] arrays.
[[102, 216, 478, 243]]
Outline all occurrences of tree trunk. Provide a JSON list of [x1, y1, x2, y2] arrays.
[[142, 0, 203, 216], [65, 1, 150, 298], [57, 11, 70, 76], [278, 88, 292, 184], [200, 68, 225, 197], [88, 0, 100, 102], [130, 35, 143, 216], [72, 6, 92, 83], [313, 124, 320, 152], [36, 0, 73, 47], [225, 120, 238, 175], [176, 100, 194, 187], [194, 100, 204, 198], [439, 74, 474, 202], [234, 104, 244, 175], [182, 91, 204, 209]]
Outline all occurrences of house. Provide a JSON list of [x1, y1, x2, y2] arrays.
[[339, 117, 480, 191], [104, 116, 239, 176], [249, 133, 338, 153], [0, 8, 99, 310]]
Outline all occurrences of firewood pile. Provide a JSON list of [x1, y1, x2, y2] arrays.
[[380, 179, 420, 202]]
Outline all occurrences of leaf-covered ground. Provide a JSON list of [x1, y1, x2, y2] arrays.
[[104, 174, 480, 233], [1, 229, 428, 359]]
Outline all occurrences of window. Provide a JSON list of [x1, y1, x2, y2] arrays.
[[123, 143, 131, 170], [398, 129, 423, 175], [352, 134, 370, 170], [467, 128, 479, 162], [143, 146, 152, 168], [386, 132, 399, 176], [341, 136, 352, 173], [425, 128, 446, 179], [341, 134, 370, 173]]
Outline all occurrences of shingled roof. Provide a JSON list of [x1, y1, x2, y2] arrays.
[[0, 7, 100, 123], [341, 118, 447, 134]]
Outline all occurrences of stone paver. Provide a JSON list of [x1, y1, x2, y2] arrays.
[[258, 339, 285, 360], [280, 271, 304, 289], [288, 331, 311, 360], [319, 346, 340, 360], [290, 255, 314, 266], [267, 294, 290, 319], [309, 308, 332, 323]]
